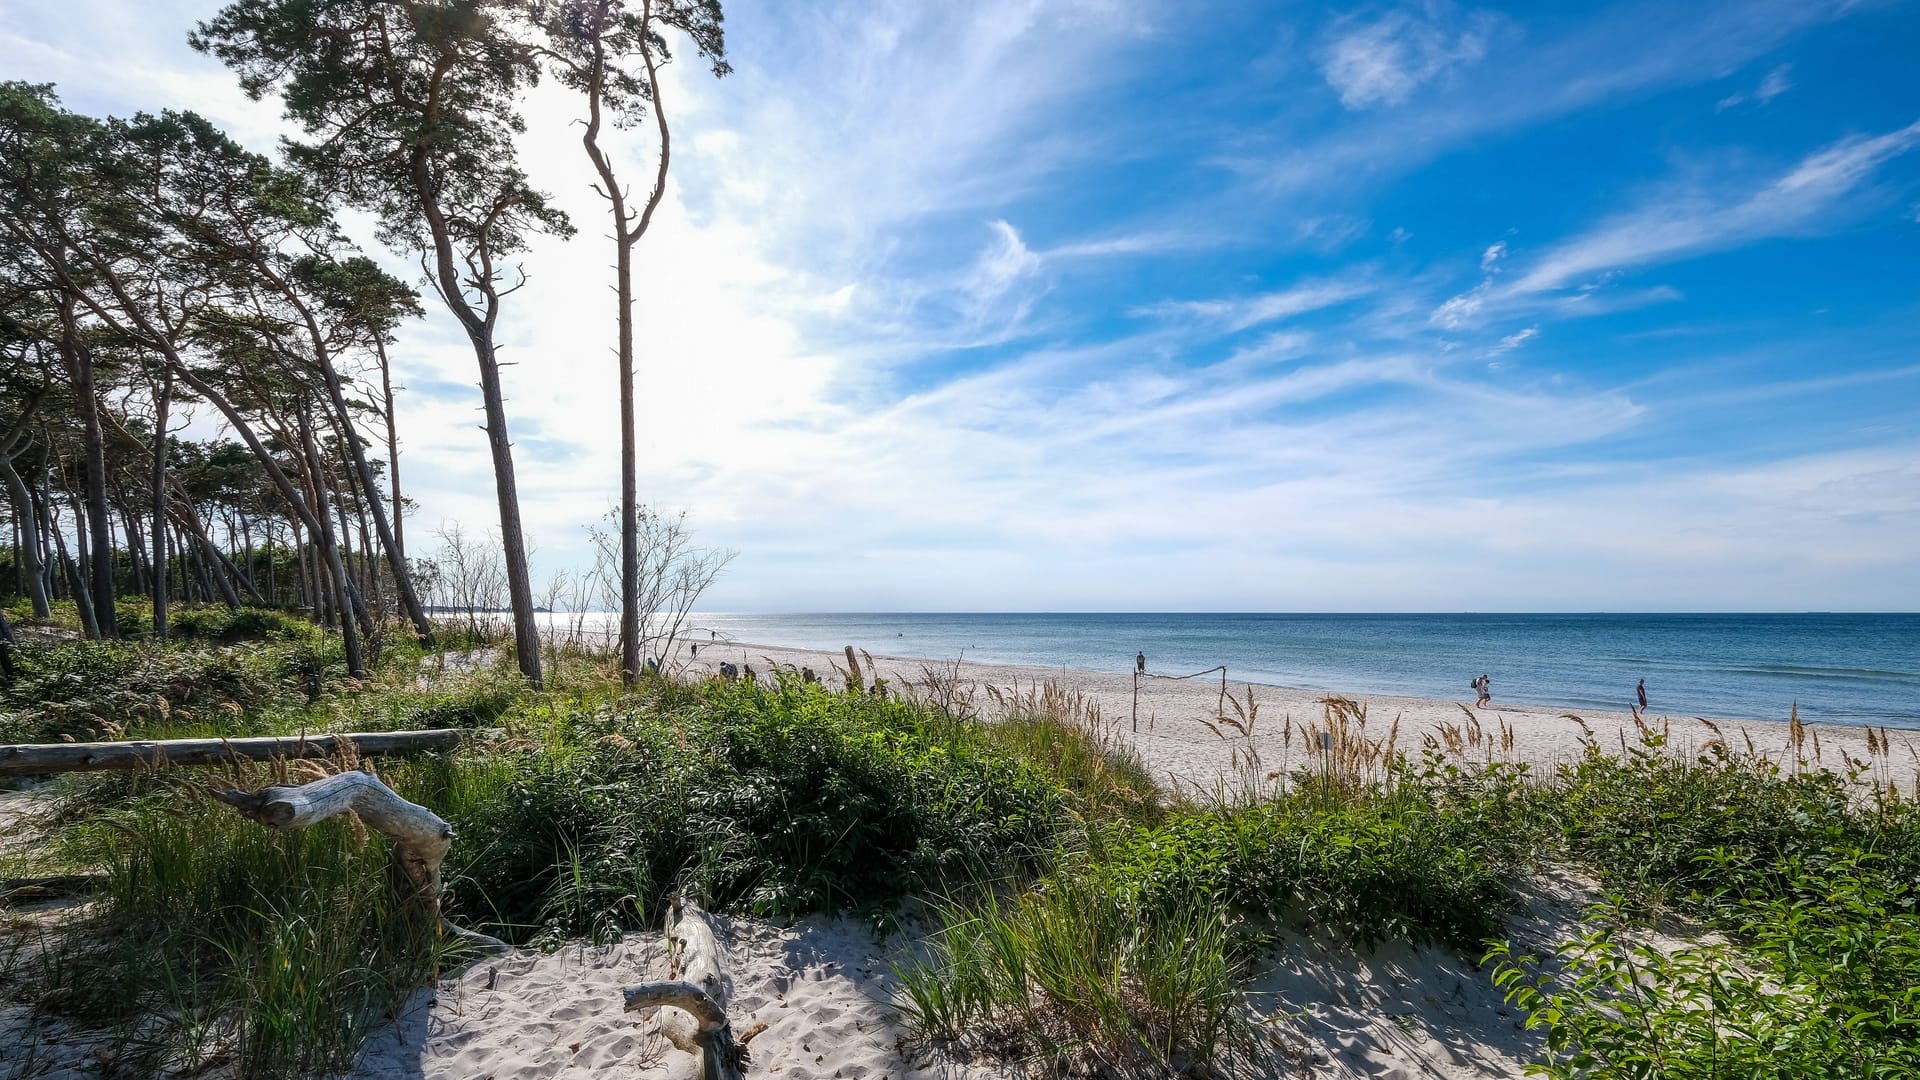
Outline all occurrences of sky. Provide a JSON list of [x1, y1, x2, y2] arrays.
[[4, 0, 1919, 612]]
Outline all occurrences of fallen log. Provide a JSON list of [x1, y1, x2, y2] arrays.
[[624, 895, 742, 1080], [211, 769, 507, 954], [0, 729, 467, 778]]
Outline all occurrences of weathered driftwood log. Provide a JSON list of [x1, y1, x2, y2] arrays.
[[0, 729, 467, 778], [624, 895, 742, 1080], [210, 769, 507, 953]]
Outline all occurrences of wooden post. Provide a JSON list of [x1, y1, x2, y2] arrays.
[[624, 894, 743, 1080]]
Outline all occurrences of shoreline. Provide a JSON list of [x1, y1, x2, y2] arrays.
[[654, 635, 1920, 794]]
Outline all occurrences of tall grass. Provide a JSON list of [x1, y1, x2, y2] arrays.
[[897, 866, 1268, 1079], [23, 789, 443, 1077]]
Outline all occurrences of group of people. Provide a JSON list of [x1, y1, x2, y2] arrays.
[[1468, 673, 1650, 712]]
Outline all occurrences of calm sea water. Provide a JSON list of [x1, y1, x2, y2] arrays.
[[666, 612, 1920, 729]]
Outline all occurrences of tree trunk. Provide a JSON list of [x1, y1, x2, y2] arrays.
[[0, 457, 51, 619], [409, 152, 541, 688], [376, 338, 405, 566], [56, 287, 116, 638], [297, 408, 364, 675], [150, 367, 171, 638], [623, 894, 743, 1080], [52, 516, 98, 638], [313, 352, 432, 640], [0, 729, 467, 776]]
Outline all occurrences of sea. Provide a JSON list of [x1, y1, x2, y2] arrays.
[[660, 612, 1920, 729]]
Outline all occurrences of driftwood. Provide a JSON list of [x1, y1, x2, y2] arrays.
[[624, 895, 742, 1080], [0, 729, 468, 778], [211, 769, 506, 953]]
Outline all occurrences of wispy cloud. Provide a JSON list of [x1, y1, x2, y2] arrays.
[[1718, 62, 1795, 110], [1504, 117, 1920, 295], [1319, 7, 1497, 109], [1135, 279, 1373, 333], [1489, 326, 1539, 354]]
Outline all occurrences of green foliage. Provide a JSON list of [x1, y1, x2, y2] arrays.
[[0, 638, 285, 742], [1546, 742, 1868, 914], [167, 605, 312, 643], [1491, 858, 1920, 1079], [1487, 739, 1920, 1078], [1101, 769, 1527, 950], [440, 674, 1067, 940]]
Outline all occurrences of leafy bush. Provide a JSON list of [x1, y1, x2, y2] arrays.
[[1491, 855, 1920, 1079], [1487, 737, 1920, 1079], [0, 639, 283, 743], [167, 605, 311, 643], [437, 675, 1068, 941], [1102, 779, 1523, 949]]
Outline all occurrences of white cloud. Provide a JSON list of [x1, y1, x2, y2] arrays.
[[1135, 279, 1373, 333], [1507, 117, 1920, 295], [1755, 63, 1794, 103], [1716, 62, 1794, 111], [1320, 8, 1494, 109], [1480, 241, 1507, 270], [1489, 326, 1539, 354]]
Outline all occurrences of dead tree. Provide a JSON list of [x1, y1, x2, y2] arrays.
[[623, 894, 743, 1080]]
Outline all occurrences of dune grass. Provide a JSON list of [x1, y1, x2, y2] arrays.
[[4, 614, 1918, 1079]]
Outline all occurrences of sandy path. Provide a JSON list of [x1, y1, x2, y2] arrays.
[[662, 638, 1920, 795]]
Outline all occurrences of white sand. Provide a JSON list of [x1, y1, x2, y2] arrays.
[[335, 875, 1630, 1080], [348, 913, 997, 1080]]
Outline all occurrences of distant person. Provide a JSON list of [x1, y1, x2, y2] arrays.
[[690, 643, 699, 658], [1136, 651, 1147, 674], [1636, 678, 1648, 714], [1474, 674, 1491, 709]]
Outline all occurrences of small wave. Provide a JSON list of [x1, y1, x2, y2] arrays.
[[1735, 664, 1918, 679]]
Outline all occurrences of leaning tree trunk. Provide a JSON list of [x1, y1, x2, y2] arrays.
[[56, 288, 115, 638], [410, 153, 542, 689], [151, 368, 171, 639], [376, 338, 405, 566], [0, 456, 50, 619], [296, 409, 364, 675], [312, 346, 433, 642]]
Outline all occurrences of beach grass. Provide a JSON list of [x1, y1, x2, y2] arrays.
[[3, 613, 1918, 1078]]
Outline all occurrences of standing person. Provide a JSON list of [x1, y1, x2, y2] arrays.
[[1136, 650, 1147, 674], [1475, 674, 1492, 709], [1636, 678, 1649, 714]]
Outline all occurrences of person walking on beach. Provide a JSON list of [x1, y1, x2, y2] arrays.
[[1474, 673, 1492, 708], [1137, 650, 1147, 674], [1636, 678, 1648, 714]]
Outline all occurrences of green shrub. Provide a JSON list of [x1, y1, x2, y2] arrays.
[[438, 675, 1068, 941], [1102, 782, 1522, 950], [167, 605, 311, 643], [0, 639, 282, 743]]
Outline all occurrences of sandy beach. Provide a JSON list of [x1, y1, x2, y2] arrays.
[[662, 637, 1920, 797]]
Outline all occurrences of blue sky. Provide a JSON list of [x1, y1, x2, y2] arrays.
[[5, 0, 1918, 610]]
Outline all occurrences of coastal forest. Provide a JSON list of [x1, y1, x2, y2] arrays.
[[2, 3, 1917, 1080]]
